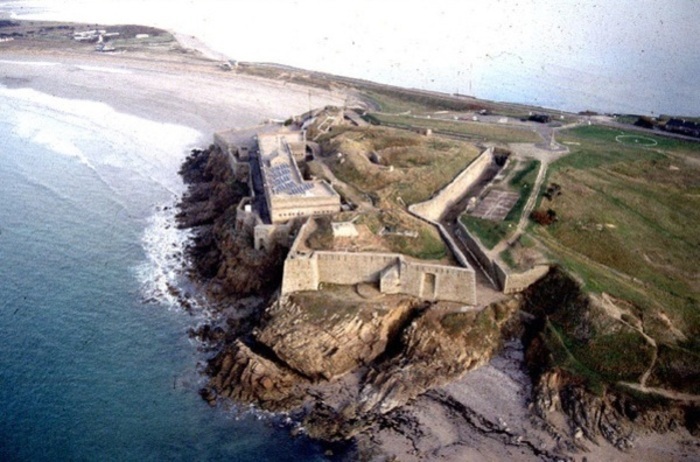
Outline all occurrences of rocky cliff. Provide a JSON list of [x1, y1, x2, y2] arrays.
[[177, 146, 285, 301], [521, 268, 700, 450]]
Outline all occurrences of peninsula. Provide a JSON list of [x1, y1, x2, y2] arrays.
[[3, 20, 698, 461]]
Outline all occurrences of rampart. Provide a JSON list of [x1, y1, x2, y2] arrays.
[[456, 220, 548, 294], [409, 147, 495, 221], [281, 219, 477, 304], [409, 146, 548, 294], [282, 250, 476, 304]]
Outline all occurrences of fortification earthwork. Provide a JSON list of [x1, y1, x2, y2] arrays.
[[214, 107, 549, 306]]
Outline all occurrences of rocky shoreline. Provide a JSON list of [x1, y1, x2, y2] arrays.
[[176, 145, 699, 461]]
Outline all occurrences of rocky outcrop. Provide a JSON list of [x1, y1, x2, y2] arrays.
[[358, 299, 520, 414], [256, 293, 422, 380], [522, 267, 700, 450], [206, 340, 308, 411], [177, 146, 285, 300]]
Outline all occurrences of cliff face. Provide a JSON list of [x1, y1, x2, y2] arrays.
[[521, 268, 700, 449], [357, 299, 520, 415], [257, 293, 420, 381], [177, 146, 285, 300], [203, 285, 520, 426]]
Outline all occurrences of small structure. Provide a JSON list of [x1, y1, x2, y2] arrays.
[[331, 221, 359, 239], [664, 118, 700, 138]]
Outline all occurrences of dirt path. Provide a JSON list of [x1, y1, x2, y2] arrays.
[[490, 142, 568, 255], [618, 382, 700, 403]]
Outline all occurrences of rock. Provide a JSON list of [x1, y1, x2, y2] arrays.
[[358, 299, 520, 414], [206, 340, 308, 411], [256, 294, 422, 380], [260, 376, 274, 390]]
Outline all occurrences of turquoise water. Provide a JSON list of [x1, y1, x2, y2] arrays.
[[0, 92, 327, 460]]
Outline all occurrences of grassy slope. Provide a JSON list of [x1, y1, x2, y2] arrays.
[[532, 125, 700, 393]]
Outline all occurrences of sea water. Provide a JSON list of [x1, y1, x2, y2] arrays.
[[0, 88, 327, 461]]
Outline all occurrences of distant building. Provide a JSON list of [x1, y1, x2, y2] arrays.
[[664, 118, 700, 138], [528, 114, 551, 124]]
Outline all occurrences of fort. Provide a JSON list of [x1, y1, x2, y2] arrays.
[[215, 108, 549, 306]]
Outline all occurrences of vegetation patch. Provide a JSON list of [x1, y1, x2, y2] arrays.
[[648, 344, 700, 395], [460, 159, 540, 249], [460, 215, 511, 249], [375, 113, 541, 144]]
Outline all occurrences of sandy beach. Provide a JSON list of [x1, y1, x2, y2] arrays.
[[2, 24, 697, 462], [0, 33, 346, 137]]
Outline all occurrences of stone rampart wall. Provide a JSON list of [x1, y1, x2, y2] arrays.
[[456, 221, 499, 283], [495, 263, 549, 295], [281, 254, 319, 294], [254, 221, 295, 250], [400, 261, 477, 305], [409, 147, 494, 221], [456, 220, 548, 294], [281, 248, 477, 304], [315, 252, 398, 286]]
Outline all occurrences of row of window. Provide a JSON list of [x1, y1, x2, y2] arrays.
[[275, 209, 336, 219]]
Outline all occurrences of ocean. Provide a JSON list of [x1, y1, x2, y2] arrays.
[[0, 88, 327, 460]]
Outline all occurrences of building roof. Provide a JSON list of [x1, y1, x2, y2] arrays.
[[258, 132, 338, 200]]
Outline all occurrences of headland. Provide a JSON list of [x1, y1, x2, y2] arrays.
[[3, 19, 699, 462]]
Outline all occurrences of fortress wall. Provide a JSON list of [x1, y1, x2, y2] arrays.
[[281, 254, 319, 294], [494, 262, 549, 295], [436, 223, 471, 268], [400, 262, 477, 305], [456, 220, 549, 294], [288, 217, 316, 254], [455, 221, 499, 282], [281, 248, 477, 304], [409, 147, 494, 222], [254, 221, 295, 250], [315, 252, 397, 286]]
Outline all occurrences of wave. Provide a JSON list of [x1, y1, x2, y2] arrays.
[[135, 202, 194, 308]]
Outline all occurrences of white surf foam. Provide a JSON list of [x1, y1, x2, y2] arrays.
[[135, 203, 192, 308], [0, 85, 204, 309]]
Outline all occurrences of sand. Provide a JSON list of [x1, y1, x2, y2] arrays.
[[0, 36, 346, 138]]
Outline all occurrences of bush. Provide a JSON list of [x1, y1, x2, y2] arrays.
[[531, 208, 557, 226]]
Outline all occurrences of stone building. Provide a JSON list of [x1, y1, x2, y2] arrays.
[[257, 132, 340, 223]]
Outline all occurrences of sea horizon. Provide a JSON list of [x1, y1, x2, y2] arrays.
[[1, 0, 698, 117]]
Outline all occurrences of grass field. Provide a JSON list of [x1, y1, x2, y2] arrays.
[[529, 124, 700, 393], [374, 113, 541, 144]]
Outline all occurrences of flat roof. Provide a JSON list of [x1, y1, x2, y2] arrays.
[[258, 132, 338, 199]]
